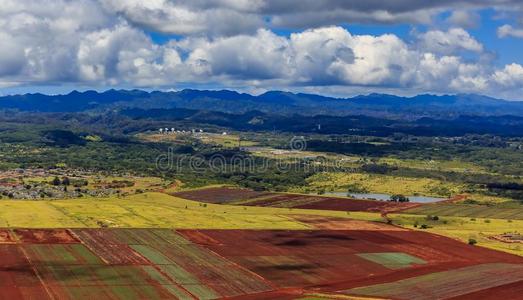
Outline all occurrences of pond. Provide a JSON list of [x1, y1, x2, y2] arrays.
[[322, 192, 447, 203]]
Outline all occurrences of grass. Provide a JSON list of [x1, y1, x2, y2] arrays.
[[376, 157, 485, 173], [404, 203, 523, 220], [135, 132, 180, 143], [390, 213, 523, 256], [0, 192, 382, 229], [198, 133, 258, 148], [296, 172, 463, 197], [23, 174, 169, 194]]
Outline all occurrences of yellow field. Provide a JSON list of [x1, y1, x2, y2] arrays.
[[136, 132, 179, 143], [297, 172, 464, 197], [377, 157, 485, 173], [390, 213, 523, 256], [24, 175, 169, 194], [198, 133, 258, 148], [2, 191, 522, 257], [0, 192, 381, 229]]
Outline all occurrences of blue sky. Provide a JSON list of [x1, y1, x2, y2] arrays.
[[1, 1, 523, 99]]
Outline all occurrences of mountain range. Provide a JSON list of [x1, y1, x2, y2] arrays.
[[1, 89, 523, 119]]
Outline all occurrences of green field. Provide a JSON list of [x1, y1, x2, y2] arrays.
[[356, 252, 427, 270]]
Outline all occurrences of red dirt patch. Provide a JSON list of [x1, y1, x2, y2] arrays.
[[0, 245, 50, 299], [290, 215, 407, 231], [449, 280, 523, 300], [0, 229, 16, 244], [14, 229, 79, 244]]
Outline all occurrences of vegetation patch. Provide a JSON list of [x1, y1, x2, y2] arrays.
[[345, 263, 523, 300], [356, 252, 427, 269]]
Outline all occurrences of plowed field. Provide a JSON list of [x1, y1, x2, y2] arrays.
[[174, 187, 419, 213], [0, 228, 522, 299]]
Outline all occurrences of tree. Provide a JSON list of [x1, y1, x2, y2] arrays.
[[62, 177, 70, 186], [51, 176, 61, 186], [390, 194, 409, 202]]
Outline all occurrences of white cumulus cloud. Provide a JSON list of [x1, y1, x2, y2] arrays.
[[497, 24, 523, 38], [417, 28, 484, 54], [0, 0, 522, 99]]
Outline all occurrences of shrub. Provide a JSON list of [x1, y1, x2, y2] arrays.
[[51, 176, 61, 186], [468, 238, 477, 245]]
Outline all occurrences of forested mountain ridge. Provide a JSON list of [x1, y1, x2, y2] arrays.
[[1, 89, 523, 118]]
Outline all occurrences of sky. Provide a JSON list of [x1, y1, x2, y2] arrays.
[[1, 1, 523, 99]]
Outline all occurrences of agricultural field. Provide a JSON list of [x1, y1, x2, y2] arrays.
[[1, 227, 522, 299], [198, 133, 258, 148], [389, 213, 523, 256], [345, 263, 523, 300], [295, 172, 464, 197], [172, 186, 275, 204], [173, 187, 419, 213], [404, 203, 523, 220], [173, 187, 523, 257], [376, 157, 486, 173], [0, 192, 385, 229], [136, 132, 180, 143]]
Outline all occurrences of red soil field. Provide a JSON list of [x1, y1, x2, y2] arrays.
[[180, 228, 523, 296], [73, 229, 152, 265], [0, 245, 50, 299], [344, 263, 523, 300], [290, 215, 407, 231], [173, 187, 421, 213], [0, 229, 16, 243], [172, 187, 274, 204], [292, 196, 419, 213], [449, 280, 523, 300], [14, 229, 79, 244], [1, 228, 523, 299]]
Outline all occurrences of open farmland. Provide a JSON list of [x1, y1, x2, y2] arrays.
[[294, 172, 465, 197], [0, 228, 522, 299], [173, 187, 523, 259], [172, 186, 275, 204], [404, 203, 523, 220], [345, 263, 523, 300], [389, 213, 523, 256], [174, 187, 419, 213], [0, 192, 386, 229]]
